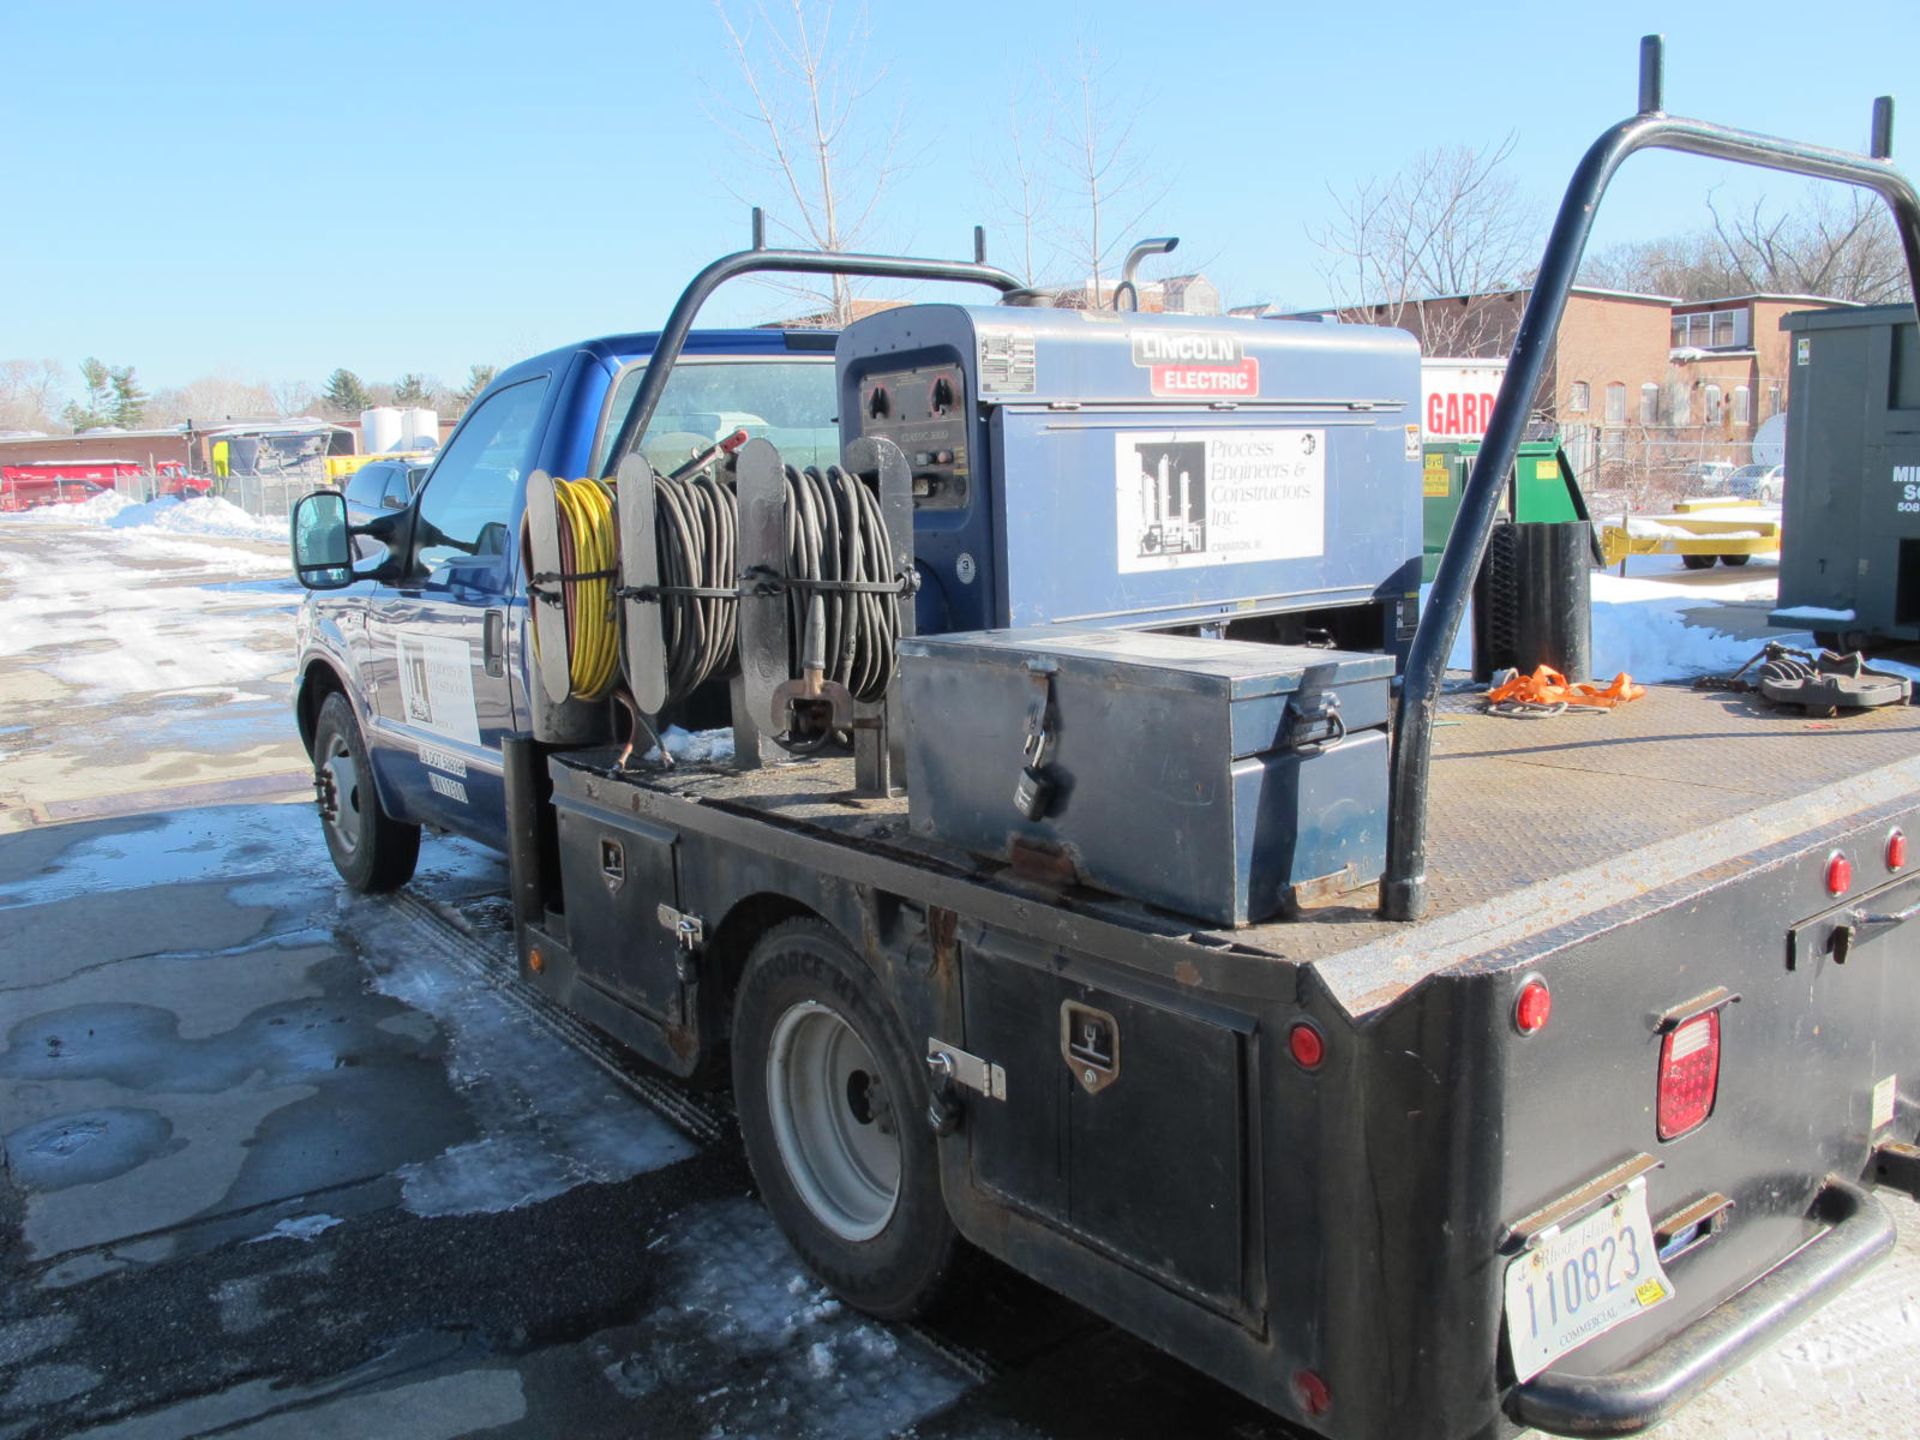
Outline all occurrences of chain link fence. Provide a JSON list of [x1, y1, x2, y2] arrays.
[[1561, 424, 1781, 515], [107, 458, 329, 522]]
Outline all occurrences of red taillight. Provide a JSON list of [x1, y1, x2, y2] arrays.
[[1292, 1369, 1332, 1417], [1826, 851, 1853, 896], [1888, 829, 1908, 872], [1288, 1022, 1325, 1070], [1657, 1011, 1721, 1140], [1514, 979, 1552, 1035]]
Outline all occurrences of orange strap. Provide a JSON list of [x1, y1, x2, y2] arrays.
[[1486, 664, 1646, 709]]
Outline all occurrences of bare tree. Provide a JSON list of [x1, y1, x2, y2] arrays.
[[1048, 47, 1166, 308], [145, 376, 277, 428], [1583, 190, 1911, 304], [0, 359, 66, 432], [980, 86, 1052, 286], [711, 0, 907, 324], [1310, 136, 1541, 355], [1708, 189, 1910, 303], [271, 379, 318, 418]]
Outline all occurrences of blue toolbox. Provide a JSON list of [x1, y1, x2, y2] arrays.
[[898, 627, 1392, 926]]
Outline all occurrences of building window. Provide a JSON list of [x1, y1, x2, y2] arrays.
[[1767, 383, 1783, 417], [1670, 385, 1692, 426], [1639, 383, 1660, 425], [1569, 381, 1590, 413], [1605, 382, 1627, 425], [1732, 385, 1751, 425], [1704, 384, 1722, 424], [1671, 308, 1752, 350]]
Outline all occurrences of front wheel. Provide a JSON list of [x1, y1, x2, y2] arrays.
[[732, 918, 965, 1319], [311, 691, 421, 892], [1720, 554, 1751, 567], [1681, 554, 1717, 570]]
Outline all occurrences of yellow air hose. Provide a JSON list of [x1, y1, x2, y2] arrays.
[[536, 476, 621, 702]]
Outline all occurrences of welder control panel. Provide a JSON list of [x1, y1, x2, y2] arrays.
[[855, 363, 970, 510]]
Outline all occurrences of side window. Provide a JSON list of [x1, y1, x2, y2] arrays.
[[345, 463, 388, 508], [381, 466, 415, 507], [413, 377, 549, 574]]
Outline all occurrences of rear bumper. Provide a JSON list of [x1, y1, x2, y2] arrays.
[[1506, 1179, 1894, 1437]]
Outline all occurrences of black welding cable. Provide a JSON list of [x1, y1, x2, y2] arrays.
[[636, 458, 899, 729], [650, 469, 738, 708], [782, 462, 900, 706]]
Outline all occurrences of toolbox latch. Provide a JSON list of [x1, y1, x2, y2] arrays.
[[927, 1038, 1007, 1101], [656, 903, 705, 952]]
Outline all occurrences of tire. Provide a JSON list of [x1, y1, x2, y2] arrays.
[[1720, 554, 1751, 567], [1681, 554, 1717, 570], [311, 691, 421, 893], [732, 918, 964, 1319]]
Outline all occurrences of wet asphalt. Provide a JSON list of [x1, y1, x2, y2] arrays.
[[0, 805, 1288, 1440]]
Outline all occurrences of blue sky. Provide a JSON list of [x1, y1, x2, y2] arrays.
[[4, 0, 1917, 396]]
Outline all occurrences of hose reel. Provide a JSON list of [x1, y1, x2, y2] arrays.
[[529, 434, 914, 784]]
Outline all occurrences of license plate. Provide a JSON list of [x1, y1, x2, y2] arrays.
[[1504, 1182, 1675, 1382]]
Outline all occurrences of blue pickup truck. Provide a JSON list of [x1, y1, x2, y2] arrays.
[[293, 326, 841, 889]]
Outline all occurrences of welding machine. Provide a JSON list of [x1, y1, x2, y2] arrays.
[[839, 305, 1424, 654]]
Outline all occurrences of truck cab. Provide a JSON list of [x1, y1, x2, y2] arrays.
[[292, 327, 840, 877]]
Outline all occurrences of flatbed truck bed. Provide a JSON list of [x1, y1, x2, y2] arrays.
[[555, 682, 1920, 998], [516, 681, 1920, 1437]]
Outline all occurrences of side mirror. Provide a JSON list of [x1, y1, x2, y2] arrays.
[[291, 491, 353, 589]]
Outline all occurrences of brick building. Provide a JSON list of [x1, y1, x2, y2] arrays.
[[1279, 288, 1855, 489]]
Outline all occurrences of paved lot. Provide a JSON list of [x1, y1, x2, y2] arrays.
[[4, 516, 1920, 1439]]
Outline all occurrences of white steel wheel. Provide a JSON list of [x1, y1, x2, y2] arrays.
[[765, 999, 902, 1242]]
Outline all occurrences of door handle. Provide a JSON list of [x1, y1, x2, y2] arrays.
[[483, 609, 505, 677]]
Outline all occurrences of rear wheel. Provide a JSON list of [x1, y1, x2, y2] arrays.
[[1681, 554, 1717, 570], [732, 918, 964, 1319], [1719, 553, 1751, 567], [312, 691, 421, 892]]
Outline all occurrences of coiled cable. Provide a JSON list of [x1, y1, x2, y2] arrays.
[[531, 476, 620, 701], [782, 462, 900, 706], [652, 468, 738, 707]]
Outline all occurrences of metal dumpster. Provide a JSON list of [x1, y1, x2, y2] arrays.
[[1770, 303, 1920, 645]]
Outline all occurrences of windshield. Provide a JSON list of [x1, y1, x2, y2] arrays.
[[593, 357, 839, 477], [1729, 465, 1768, 480]]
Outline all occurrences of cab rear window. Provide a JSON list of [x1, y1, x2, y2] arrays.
[[592, 358, 838, 477]]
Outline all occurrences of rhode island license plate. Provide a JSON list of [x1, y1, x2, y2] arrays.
[[1504, 1182, 1675, 1382]]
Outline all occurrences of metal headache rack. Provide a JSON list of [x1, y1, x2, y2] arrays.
[[1387, 33, 1920, 921]]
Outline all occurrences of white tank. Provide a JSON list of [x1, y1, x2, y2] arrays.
[[401, 408, 439, 451], [361, 407, 403, 455]]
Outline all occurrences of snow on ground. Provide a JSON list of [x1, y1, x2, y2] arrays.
[[0, 512, 296, 703], [1431, 554, 1803, 685], [11, 491, 285, 540]]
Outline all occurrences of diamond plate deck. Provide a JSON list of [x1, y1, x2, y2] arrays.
[[597, 685, 1920, 1009]]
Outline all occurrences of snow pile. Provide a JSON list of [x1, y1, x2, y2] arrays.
[[11, 490, 136, 524], [1430, 558, 1807, 686], [109, 495, 284, 540], [1589, 599, 1762, 683], [6, 491, 284, 540]]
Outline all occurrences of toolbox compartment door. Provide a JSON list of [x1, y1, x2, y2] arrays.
[[552, 799, 685, 1024], [960, 936, 1258, 1321]]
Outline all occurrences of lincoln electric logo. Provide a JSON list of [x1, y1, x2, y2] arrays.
[[1132, 332, 1261, 398]]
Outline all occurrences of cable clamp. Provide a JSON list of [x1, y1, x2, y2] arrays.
[[738, 566, 920, 599], [528, 567, 618, 605], [615, 582, 742, 602]]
